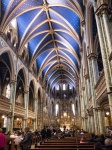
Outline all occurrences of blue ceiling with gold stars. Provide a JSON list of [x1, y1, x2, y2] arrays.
[[1, 0, 83, 90]]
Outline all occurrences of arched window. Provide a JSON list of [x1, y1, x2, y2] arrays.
[[63, 84, 66, 90], [6, 84, 10, 99], [56, 104, 59, 116], [72, 104, 75, 116]]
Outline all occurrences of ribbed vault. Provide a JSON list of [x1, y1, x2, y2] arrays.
[[1, 0, 83, 90]]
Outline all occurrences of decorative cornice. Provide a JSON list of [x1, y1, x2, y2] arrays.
[[87, 53, 98, 60], [93, 107, 103, 110]]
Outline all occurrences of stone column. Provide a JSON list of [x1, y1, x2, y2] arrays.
[[90, 115, 94, 133], [40, 101, 43, 129], [7, 117, 11, 132], [95, 12, 112, 124], [97, 108, 106, 134], [37, 98, 41, 129], [9, 80, 16, 132], [34, 98, 38, 130], [33, 119, 36, 131], [87, 53, 99, 134], [23, 90, 29, 129], [96, 4, 112, 57], [88, 115, 91, 133], [95, 109, 100, 134]]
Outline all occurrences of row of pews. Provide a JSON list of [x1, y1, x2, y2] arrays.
[[5, 133, 106, 150], [5, 135, 42, 150], [30, 134, 106, 150]]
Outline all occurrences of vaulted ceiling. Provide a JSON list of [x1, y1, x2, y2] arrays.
[[1, 0, 84, 90]]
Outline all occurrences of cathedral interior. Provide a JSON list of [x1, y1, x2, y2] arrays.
[[0, 0, 112, 135]]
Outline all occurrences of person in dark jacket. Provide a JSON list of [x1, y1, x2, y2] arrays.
[[20, 127, 32, 150], [94, 142, 102, 150], [41, 128, 46, 141], [46, 128, 51, 139]]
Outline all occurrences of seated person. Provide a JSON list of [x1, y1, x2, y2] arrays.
[[58, 131, 65, 139], [14, 132, 23, 145], [51, 132, 58, 139], [80, 136, 88, 143], [80, 129, 84, 134], [105, 135, 112, 145], [105, 135, 112, 150], [94, 142, 102, 150]]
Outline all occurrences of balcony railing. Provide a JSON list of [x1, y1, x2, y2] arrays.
[[0, 95, 11, 113], [28, 110, 35, 119], [15, 103, 25, 116]]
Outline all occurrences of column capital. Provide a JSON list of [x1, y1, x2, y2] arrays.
[[9, 80, 17, 84], [81, 20, 85, 27], [95, 4, 111, 16], [84, 74, 89, 79], [81, 87, 85, 91], [87, 53, 98, 60], [34, 98, 38, 101], [24, 90, 29, 93]]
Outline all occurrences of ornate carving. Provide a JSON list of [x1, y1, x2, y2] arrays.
[[81, 20, 85, 27], [95, 4, 111, 16], [49, 29, 54, 35], [43, 4, 49, 11]]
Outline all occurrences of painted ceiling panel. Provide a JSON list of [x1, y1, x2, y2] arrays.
[[54, 32, 79, 56], [29, 22, 50, 38], [47, 0, 69, 5], [37, 50, 56, 71], [28, 33, 47, 57], [22, 10, 47, 37], [1, 0, 12, 15], [1, 0, 83, 90], [17, 9, 41, 41], [51, 6, 80, 34], [58, 50, 78, 67], [34, 34, 53, 54], [51, 21, 69, 31], [49, 9, 70, 29]]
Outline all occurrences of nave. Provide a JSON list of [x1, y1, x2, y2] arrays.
[[1, 1, 112, 149]]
